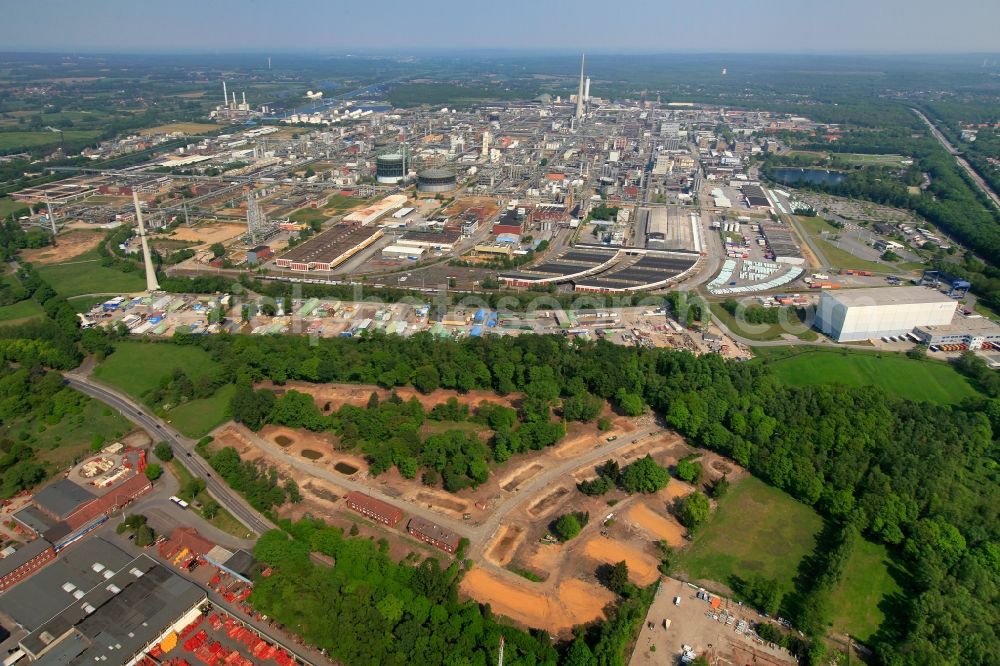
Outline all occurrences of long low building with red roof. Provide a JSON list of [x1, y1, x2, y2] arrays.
[[345, 491, 403, 527]]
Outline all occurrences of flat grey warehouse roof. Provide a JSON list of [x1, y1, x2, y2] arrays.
[[822, 286, 955, 307]]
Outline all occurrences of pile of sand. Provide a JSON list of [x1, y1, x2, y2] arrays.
[[459, 567, 615, 634]]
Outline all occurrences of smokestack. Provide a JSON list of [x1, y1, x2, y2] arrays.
[[231, 92, 237, 109], [45, 198, 58, 242], [575, 54, 586, 121], [132, 191, 160, 293], [584, 77, 591, 101], [222, 80, 228, 107], [242, 91, 246, 107]]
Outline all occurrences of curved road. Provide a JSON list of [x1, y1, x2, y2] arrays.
[[63, 374, 275, 536]]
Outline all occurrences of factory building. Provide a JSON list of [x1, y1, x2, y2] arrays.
[[0, 539, 56, 593], [382, 244, 425, 259], [816, 286, 957, 342], [492, 208, 526, 237], [275, 224, 383, 271], [343, 194, 407, 226], [15, 551, 205, 664], [741, 184, 771, 209], [416, 168, 458, 193], [761, 223, 804, 265], [245, 245, 273, 265], [913, 315, 1000, 350], [398, 229, 462, 253]]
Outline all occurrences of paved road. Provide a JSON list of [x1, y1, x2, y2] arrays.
[[913, 107, 1000, 211], [63, 374, 275, 536]]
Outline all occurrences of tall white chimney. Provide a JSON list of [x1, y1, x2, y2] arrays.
[[575, 54, 586, 120], [222, 80, 228, 107], [242, 91, 247, 107], [231, 92, 237, 109], [132, 191, 160, 293], [584, 77, 591, 101]]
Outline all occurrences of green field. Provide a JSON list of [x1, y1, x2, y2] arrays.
[[0, 398, 132, 471], [0, 196, 29, 219], [677, 477, 824, 595], [971, 299, 999, 320], [35, 248, 145, 297], [757, 348, 978, 404], [167, 383, 235, 438], [0, 299, 44, 325], [829, 539, 903, 641], [0, 130, 101, 151], [786, 151, 908, 168], [709, 302, 818, 342], [288, 207, 329, 225], [68, 294, 109, 313], [93, 341, 221, 399], [324, 194, 364, 212], [831, 153, 908, 167]]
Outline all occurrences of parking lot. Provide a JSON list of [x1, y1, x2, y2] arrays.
[[629, 577, 796, 666]]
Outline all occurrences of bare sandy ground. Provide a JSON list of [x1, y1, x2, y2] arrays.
[[624, 503, 686, 547], [459, 566, 615, 634], [581, 536, 660, 586], [658, 478, 695, 502], [162, 223, 245, 245], [21, 230, 102, 264], [263, 380, 521, 412]]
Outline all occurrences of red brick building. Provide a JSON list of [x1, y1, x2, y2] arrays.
[[0, 539, 56, 592], [345, 492, 403, 527], [407, 517, 461, 554]]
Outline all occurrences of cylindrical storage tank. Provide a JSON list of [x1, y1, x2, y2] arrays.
[[376, 153, 406, 184], [416, 167, 457, 193]]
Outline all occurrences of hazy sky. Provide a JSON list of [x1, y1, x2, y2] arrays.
[[3, 0, 998, 54]]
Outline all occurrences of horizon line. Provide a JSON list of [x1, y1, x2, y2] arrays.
[[1, 47, 999, 58]]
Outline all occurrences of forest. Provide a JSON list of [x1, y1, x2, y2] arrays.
[[251, 516, 654, 666], [232, 375, 576, 492], [157, 330, 1000, 665]]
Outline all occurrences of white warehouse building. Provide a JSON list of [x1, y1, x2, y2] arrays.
[[816, 286, 957, 342]]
